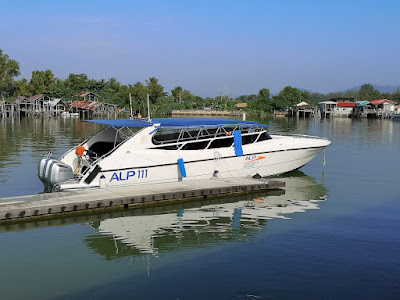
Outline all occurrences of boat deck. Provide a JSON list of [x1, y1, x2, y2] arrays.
[[0, 177, 284, 223]]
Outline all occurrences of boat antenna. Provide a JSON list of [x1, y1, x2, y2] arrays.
[[129, 93, 133, 119], [147, 94, 151, 122]]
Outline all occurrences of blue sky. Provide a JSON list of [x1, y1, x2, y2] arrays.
[[1, 0, 399, 97]]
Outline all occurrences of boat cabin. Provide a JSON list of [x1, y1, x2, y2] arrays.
[[151, 125, 271, 151], [83, 118, 271, 158]]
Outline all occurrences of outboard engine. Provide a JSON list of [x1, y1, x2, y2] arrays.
[[38, 157, 74, 186]]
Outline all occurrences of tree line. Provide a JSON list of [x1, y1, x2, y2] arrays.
[[1, 48, 399, 115]]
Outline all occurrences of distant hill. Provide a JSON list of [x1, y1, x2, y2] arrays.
[[344, 84, 400, 93]]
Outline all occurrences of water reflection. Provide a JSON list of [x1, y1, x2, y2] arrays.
[[85, 171, 327, 259]]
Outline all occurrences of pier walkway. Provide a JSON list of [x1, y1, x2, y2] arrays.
[[0, 177, 284, 223]]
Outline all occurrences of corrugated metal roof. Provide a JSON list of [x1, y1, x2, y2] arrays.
[[75, 92, 99, 97], [370, 99, 397, 105], [71, 101, 102, 111], [337, 102, 355, 107], [28, 94, 44, 101]]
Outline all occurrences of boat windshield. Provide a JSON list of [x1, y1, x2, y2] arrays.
[[87, 125, 140, 157]]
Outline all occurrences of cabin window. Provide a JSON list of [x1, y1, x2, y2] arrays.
[[151, 126, 270, 149], [152, 131, 180, 145], [181, 140, 210, 150], [152, 127, 239, 145], [208, 137, 234, 149], [242, 133, 259, 145], [153, 144, 180, 150], [257, 132, 272, 141], [240, 131, 271, 146]]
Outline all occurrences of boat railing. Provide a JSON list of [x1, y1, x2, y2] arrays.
[[153, 125, 266, 145], [272, 133, 328, 140]]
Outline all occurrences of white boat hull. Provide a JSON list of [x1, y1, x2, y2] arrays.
[[59, 139, 328, 190], [38, 119, 331, 192]]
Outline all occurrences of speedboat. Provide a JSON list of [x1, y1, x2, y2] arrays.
[[37, 118, 331, 191]]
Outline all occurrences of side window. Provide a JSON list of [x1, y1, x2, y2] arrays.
[[152, 144, 179, 150], [242, 133, 258, 145], [257, 132, 272, 142], [181, 141, 209, 150], [208, 137, 234, 149], [152, 132, 180, 145]]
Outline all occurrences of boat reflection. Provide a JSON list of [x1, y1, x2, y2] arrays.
[[86, 171, 327, 259]]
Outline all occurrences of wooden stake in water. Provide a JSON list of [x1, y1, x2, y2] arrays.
[[322, 149, 326, 167]]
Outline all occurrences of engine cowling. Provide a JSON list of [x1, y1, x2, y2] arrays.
[[38, 158, 74, 185]]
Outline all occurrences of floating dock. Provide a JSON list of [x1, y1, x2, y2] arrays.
[[0, 177, 284, 223]]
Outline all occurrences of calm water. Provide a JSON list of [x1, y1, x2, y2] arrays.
[[0, 116, 400, 299]]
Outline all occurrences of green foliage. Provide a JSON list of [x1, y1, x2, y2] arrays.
[[326, 91, 345, 99], [16, 78, 30, 97], [258, 88, 272, 112], [171, 86, 183, 103], [343, 89, 359, 100], [309, 92, 327, 105], [246, 89, 273, 113], [152, 95, 182, 115], [65, 73, 89, 90], [380, 92, 391, 99], [130, 81, 149, 113], [171, 86, 199, 108], [211, 95, 232, 110], [359, 83, 380, 100], [182, 90, 193, 100], [0, 49, 20, 100], [258, 88, 270, 100], [272, 86, 303, 110], [392, 88, 400, 102], [237, 94, 257, 103], [145, 77, 166, 103], [301, 90, 310, 102], [29, 70, 56, 95]]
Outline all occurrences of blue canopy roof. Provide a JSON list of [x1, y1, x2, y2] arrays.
[[86, 118, 268, 128]]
